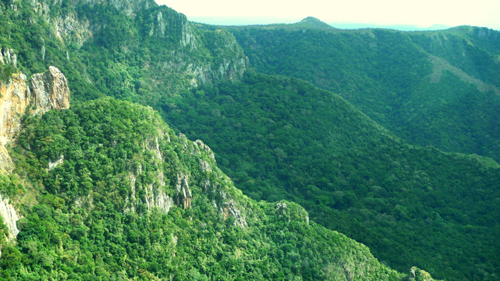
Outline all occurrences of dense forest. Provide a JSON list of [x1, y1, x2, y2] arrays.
[[163, 71, 500, 280], [0, 97, 409, 280], [0, 0, 498, 280], [223, 19, 500, 163]]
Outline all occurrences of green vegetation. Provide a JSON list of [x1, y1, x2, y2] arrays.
[[0, 1, 498, 280], [163, 71, 500, 280], [0, 0, 246, 104], [1, 98, 407, 280], [225, 23, 500, 163]]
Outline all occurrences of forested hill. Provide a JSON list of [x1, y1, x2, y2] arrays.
[[0, 97, 416, 280], [222, 20, 500, 163], [218, 16, 338, 32], [0, 0, 498, 280], [0, 0, 430, 280], [0, 0, 248, 104], [164, 70, 500, 280]]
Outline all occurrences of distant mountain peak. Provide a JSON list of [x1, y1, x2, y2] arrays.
[[294, 16, 336, 31], [300, 16, 323, 23]]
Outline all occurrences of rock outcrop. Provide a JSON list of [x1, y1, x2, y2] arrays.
[[0, 66, 70, 253], [52, 12, 92, 47], [31, 66, 71, 113], [175, 173, 192, 209], [144, 185, 174, 214], [0, 194, 20, 241], [0, 73, 31, 173], [0, 49, 17, 68], [26, 0, 247, 92], [0, 66, 70, 173], [74, 0, 155, 17], [275, 201, 310, 225], [28, 0, 93, 46]]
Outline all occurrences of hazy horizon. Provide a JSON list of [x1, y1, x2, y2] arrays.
[[187, 16, 454, 31], [156, 0, 500, 31]]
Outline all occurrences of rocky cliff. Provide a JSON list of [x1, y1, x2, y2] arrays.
[[0, 49, 17, 68], [71, 0, 155, 16], [31, 0, 246, 89], [0, 72, 30, 174], [26, 0, 154, 47], [120, 126, 247, 228], [408, 267, 439, 281], [0, 66, 70, 254], [31, 66, 70, 113], [0, 194, 19, 243], [0, 66, 70, 173]]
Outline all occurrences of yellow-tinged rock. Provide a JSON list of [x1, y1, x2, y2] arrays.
[[0, 72, 31, 173], [0, 66, 71, 174]]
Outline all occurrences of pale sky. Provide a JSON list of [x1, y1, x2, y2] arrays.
[[155, 0, 500, 30]]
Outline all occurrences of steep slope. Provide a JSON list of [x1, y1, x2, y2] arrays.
[[0, 1, 495, 280], [0, 65, 70, 173], [164, 71, 500, 280], [0, 0, 248, 104], [0, 64, 71, 263], [223, 20, 500, 162], [0, 97, 417, 280]]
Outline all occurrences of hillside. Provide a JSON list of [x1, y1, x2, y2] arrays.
[[0, 96, 418, 280], [0, 0, 435, 280], [224, 20, 500, 163], [0, 0, 247, 104], [0, 1, 497, 280], [163, 71, 500, 280], [215, 16, 337, 32]]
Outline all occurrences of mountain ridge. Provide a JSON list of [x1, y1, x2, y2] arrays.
[[226, 23, 500, 164], [0, 0, 497, 279], [0, 90, 427, 279]]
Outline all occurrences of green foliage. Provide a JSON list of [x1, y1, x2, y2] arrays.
[[227, 24, 500, 163], [1, 98, 406, 280], [0, 2, 496, 280], [0, 0, 245, 107], [163, 71, 500, 280], [0, 175, 25, 199]]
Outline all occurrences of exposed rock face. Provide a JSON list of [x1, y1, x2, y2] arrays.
[[0, 194, 20, 241], [204, 179, 247, 228], [275, 202, 287, 214], [29, 0, 155, 47], [149, 11, 247, 87], [28, 0, 93, 46], [48, 155, 64, 170], [199, 159, 212, 172], [194, 139, 216, 162], [0, 66, 70, 173], [28, 0, 247, 91], [150, 9, 197, 49], [31, 66, 71, 113], [0, 49, 17, 68], [222, 198, 246, 227], [52, 12, 92, 46], [33, 0, 155, 18], [0, 73, 30, 140], [145, 185, 174, 214], [0, 73, 31, 173], [79, 0, 154, 17], [184, 30, 248, 86], [0, 66, 70, 250], [176, 173, 192, 209]]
